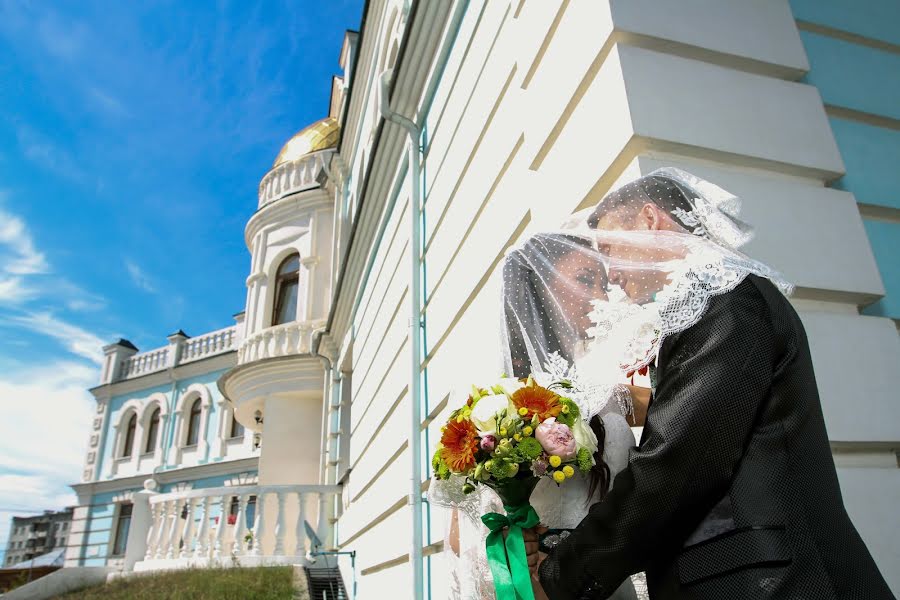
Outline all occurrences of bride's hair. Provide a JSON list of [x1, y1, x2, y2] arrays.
[[502, 234, 612, 501]]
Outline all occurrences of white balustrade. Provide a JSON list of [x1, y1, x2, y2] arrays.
[[237, 320, 322, 365], [233, 494, 249, 555], [132, 483, 340, 573], [193, 496, 212, 559], [179, 498, 195, 559], [249, 492, 267, 557], [120, 348, 168, 379], [180, 326, 238, 364], [115, 325, 238, 382], [257, 150, 333, 209]]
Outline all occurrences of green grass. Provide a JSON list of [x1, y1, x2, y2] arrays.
[[58, 566, 295, 600]]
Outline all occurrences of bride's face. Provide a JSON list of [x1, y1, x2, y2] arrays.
[[548, 250, 609, 335]]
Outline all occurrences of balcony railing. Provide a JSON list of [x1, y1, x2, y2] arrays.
[[120, 347, 168, 379], [180, 326, 238, 364], [130, 484, 341, 572], [257, 150, 333, 209], [237, 320, 324, 365], [117, 325, 239, 382]]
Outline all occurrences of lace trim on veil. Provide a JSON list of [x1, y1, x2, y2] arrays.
[[587, 248, 793, 376]]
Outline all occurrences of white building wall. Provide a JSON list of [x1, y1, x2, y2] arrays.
[[330, 0, 899, 597]]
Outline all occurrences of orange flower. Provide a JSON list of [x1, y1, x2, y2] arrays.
[[511, 383, 561, 422], [440, 419, 480, 472]]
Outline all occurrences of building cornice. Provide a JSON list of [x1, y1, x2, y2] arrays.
[[89, 352, 237, 401], [71, 456, 260, 497], [326, 1, 452, 345], [244, 189, 333, 248]]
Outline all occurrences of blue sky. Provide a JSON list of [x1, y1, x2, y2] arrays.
[[0, 0, 363, 558]]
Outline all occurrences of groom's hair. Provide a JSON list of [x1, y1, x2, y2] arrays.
[[587, 174, 694, 228]]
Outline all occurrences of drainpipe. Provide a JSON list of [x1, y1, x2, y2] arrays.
[[311, 328, 334, 486], [379, 68, 425, 600]]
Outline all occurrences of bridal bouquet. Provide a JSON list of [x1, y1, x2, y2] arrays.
[[432, 376, 598, 600]]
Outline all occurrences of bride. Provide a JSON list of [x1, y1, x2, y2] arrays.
[[430, 232, 651, 600]]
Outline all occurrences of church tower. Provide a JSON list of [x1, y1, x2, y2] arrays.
[[220, 117, 340, 487]]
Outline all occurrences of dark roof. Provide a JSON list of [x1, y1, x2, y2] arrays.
[[114, 339, 138, 350]]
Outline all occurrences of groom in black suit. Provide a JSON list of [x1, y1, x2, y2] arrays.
[[532, 175, 893, 599]]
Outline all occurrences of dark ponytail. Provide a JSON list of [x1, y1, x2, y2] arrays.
[[587, 416, 611, 501]]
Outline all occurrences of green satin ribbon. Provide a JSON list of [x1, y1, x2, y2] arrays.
[[481, 503, 540, 600]]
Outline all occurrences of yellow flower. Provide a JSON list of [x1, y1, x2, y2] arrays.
[[523, 426, 533, 436], [499, 428, 508, 437], [552, 471, 566, 484], [562, 465, 575, 478], [518, 407, 528, 417], [513, 433, 522, 441], [548, 455, 562, 468]]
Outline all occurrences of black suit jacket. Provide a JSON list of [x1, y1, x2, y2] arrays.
[[539, 276, 893, 599]]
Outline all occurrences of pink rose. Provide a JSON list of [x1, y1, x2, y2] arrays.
[[480, 435, 497, 453], [535, 418, 577, 460]]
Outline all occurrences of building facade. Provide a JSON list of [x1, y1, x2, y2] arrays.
[[315, 0, 900, 598], [4, 509, 72, 567], [66, 0, 899, 597]]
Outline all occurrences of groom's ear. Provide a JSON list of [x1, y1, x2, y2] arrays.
[[638, 203, 678, 231], [637, 203, 661, 230]]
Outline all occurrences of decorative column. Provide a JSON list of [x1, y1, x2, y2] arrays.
[[123, 480, 157, 571], [166, 330, 189, 370], [100, 339, 138, 385]]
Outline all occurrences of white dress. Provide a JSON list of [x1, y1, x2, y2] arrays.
[[529, 408, 642, 600]]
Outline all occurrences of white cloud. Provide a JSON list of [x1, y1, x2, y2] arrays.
[[0, 276, 35, 304], [0, 201, 48, 305], [0, 200, 106, 312], [0, 208, 48, 276], [125, 260, 157, 294], [0, 361, 94, 551], [7, 313, 107, 365]]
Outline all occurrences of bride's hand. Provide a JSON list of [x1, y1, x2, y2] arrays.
[[625, 385, 651, 427]]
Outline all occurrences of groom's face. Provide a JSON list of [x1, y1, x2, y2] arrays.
[[594, 205, 676, 304]]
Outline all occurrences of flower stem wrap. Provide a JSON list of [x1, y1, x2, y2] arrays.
[[481, 503, 540, 600]]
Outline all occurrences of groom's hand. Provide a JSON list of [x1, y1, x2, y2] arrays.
[[523, 524, 549, 571]]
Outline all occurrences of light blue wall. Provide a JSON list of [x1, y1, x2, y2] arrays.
[[99, 368, 231, 477], [799, 32, 900, 121], [790, 0, 900, 46], [829, 119, 900, 211], [862, 220, 900, 318], [791, 0, 900, 319]]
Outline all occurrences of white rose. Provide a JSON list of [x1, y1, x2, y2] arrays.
[[470, 394, 511, 435], [572, 418, 599, 455]]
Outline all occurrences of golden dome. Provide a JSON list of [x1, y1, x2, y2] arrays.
[[273, 117, 341, 167]]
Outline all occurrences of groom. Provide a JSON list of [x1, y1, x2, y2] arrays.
[[530, 175, 893, 599]]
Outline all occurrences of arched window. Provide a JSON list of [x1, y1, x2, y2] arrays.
[[122, 413, 137, 458], [230, 414, 245, 439], [272, 254, 300, 326], [186, 399, 202, 446], [144, 408, 160, 453]]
